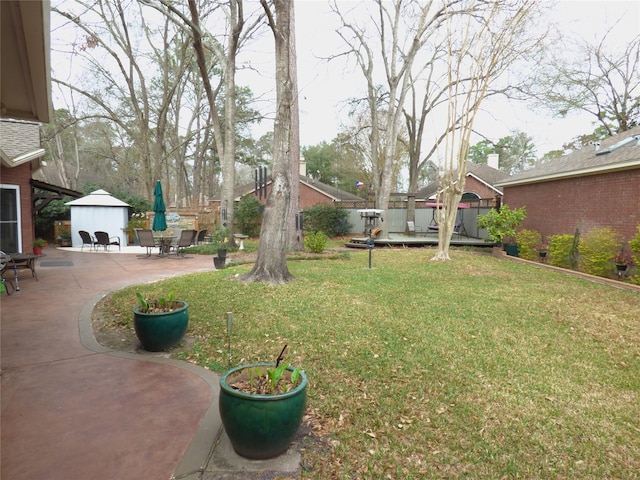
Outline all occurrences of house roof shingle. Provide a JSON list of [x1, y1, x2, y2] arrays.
[[219, 175, 363, 203], [496, 126, 640, 187], [0, 119, 45, 168]]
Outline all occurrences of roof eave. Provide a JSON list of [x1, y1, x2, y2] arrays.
[[496, 160, 640, 187], [0, 147, 45, 167], [466, 172, 504, 194]]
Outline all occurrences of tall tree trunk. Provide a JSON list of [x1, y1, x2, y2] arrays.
[[240, 0, 295, 284], [287, 0, 302, 251]]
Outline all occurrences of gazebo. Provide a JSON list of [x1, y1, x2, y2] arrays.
[[66, 189, 130, 247]]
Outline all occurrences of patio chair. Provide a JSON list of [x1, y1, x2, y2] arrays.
[[406, 221, 424, 237], [135, 229, 157, 256], [196, 229, 208, 245], [0, 251, 15, 295], [171, 229, 196, 257], [94, 231, 121, 251], [79, 230, 96, 251], [454, 220, 468, 237], [427, 219, 468, 237]]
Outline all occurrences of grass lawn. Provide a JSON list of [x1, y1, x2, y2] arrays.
[[96, 248, 640, 479]]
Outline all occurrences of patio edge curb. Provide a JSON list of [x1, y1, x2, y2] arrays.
[[78, 292, 222, 480]]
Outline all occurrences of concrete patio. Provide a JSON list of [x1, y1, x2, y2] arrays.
[[1, 246, 302, 479]]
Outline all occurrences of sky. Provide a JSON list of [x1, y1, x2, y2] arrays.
[[240, 0, 640, 156], [51, 0, 640, 158]]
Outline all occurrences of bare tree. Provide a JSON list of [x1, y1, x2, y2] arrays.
[[39, 110, 79, 189], [52, 0, 195, 201], [534, 30, 640, 135], [333, 0, 460, 237], [239, 0, 298, 284], [432, 0, 543, 260], [143, 0, 264, 243]]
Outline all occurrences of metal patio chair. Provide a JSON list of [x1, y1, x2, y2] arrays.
[[79, 230, 97, 251], [135, 229, 158, 256], [94, 231, 121, 251]]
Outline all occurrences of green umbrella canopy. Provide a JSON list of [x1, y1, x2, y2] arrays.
[[152, 180, 167, 232]]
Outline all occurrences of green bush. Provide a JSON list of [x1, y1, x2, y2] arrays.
[[516, 229, 542, 261], [578, 227, 623, 278], [628, 224, 640, 285], [235, 195, 262, 238], [34, 196, 72, 241], [302, 204, 352, 237], [304, 231, 328, 253], [548, 234, 576, 269], [477, 205, 526, 244]]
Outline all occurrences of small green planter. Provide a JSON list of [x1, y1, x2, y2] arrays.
[[132, 301, 189, 351], [219, 363, 308, 459], [504, 243, 520, 257]]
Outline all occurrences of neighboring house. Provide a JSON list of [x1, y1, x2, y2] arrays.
[[1, 1, 52, 253], [211, 174, 363, 215], [496, 126, 640, 243], [416, 159, 509, 206]]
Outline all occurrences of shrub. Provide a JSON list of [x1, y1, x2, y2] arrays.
[[548, 233, 576, 269], [516, 229, 542, 261], [628, 224, 640, 285], [578, 227, 623, 278], [304, 231, 328, 253], [477, 205, 526, 244], [235, 195, 262, 238], [302, 204, 352, 237]]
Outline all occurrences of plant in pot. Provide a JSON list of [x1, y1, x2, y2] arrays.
[[133, 291, 189, 351], [126, 212, 148, 244], [212, 226, 229, 269], [613, 251, 633, 278], [33, 238, 47, 255], [219, 345, 308, 460], [534, 243, 549, 261], [478, 205, 526, 256], [58, 226, 72, 247]]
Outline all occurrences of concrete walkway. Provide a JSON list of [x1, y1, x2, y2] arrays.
[[1, 246, 301, 479]]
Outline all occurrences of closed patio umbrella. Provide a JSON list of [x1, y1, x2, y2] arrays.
[[152, 180, 167, 232]]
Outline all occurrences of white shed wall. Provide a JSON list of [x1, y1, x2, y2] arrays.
[[70, 206, 129, 247]]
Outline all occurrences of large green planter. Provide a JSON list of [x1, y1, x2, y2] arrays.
[[219, 363, 308, 459], [132, 301, 189, 351]]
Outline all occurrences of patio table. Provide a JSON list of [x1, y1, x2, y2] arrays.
[[9, 253, 40, 280], [154, 235, 175, 256]]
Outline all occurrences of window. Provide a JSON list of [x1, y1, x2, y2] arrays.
[[1, 185, 22, 252]]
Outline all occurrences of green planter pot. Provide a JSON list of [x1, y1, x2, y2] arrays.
[[132, 301, 189, 351], [219, 363, 308, 459], [213, 257, 225, 269], [504, 243, 519, 257]]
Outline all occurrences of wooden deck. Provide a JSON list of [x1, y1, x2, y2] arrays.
[[345, 232, 494, 249]]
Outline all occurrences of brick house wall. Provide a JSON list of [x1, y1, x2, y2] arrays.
[[1, 120, 42, 253], [503, 168, 640, 243], [464, 176, 501, 202], [1, 162, 35, 252], [209, 179, 353, 225], [299, 183, 340, 208]]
